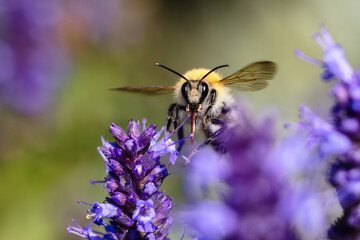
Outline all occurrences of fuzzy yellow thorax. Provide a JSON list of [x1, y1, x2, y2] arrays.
[[174, 68, 225, 89]]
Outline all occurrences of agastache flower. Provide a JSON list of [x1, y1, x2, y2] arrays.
[[68, 119, 187, 239], [295, 25, 360, 239]]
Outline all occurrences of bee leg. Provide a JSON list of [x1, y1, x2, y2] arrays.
[[166, 117, 172, 132], [185, 126, 226, 165], [166, 103, 177, 132], [202, 89, 217, 131], [172, 104, 181, 131], [167, 104, 188, 152], [173, 115, 178, 130], [202, 106, 212, 131], [176, 125, 185, 152]]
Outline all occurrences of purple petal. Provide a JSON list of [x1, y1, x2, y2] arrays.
[[319, 131, 352, 156], [323, 45, 354, 84], [138, 125, 157, 149], [139, 152, 158, 173], [144, 182, 157, 196], [137, 221, 157, 233], [124, 139, 138, 160], [114, 210, 134, 227], [111, 192, 127, 206], [169, 150, 179, 165], [110, 123, 128, 144], [153, 216, 173, 240], [128, 119, 142, 139]]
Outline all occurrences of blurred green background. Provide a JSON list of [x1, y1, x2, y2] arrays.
[[1, 0, 360, 239]]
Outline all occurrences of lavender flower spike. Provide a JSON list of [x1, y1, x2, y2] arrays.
[[295, 25, 360, 239], [69, 119, 185, 239]]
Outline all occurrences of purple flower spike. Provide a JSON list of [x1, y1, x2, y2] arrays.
[[296, 25, 360, 239], [181, 106, 298, 240], [69, 119, 186, 239]]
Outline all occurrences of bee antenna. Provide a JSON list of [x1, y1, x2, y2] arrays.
[[156, 63, 189, 82], [200, 64, 229, 82]]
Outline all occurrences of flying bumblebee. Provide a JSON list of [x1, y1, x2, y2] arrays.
[[112, 61, 277, 154]]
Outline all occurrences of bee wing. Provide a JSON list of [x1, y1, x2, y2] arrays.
[[220, 61, 277, 91], [110, 86, 175, 94]]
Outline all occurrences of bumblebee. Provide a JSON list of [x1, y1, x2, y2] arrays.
[[113, 61, 277, 155]]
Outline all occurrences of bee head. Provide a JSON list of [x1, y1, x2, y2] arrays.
[[156, 63, 229, 114], [181, 81, 208, 113], [181, 64, 229, 113]]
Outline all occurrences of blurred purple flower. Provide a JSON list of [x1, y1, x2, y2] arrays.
[[223, 110, 298, 240], [178, 201, 238, 239], [180, 107, 299, 240], [0, 0, 69, 114], [295, 25, 360, 239], [274, 129, 334, 239], [286, 104, 352, 157], [182, 147, 227, 202], [68, 119, 186, 239], [295, 25, 354, 84]]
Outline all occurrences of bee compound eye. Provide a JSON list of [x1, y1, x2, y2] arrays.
[[200, 82, 209, 98], [181, 82, 189, 98]]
